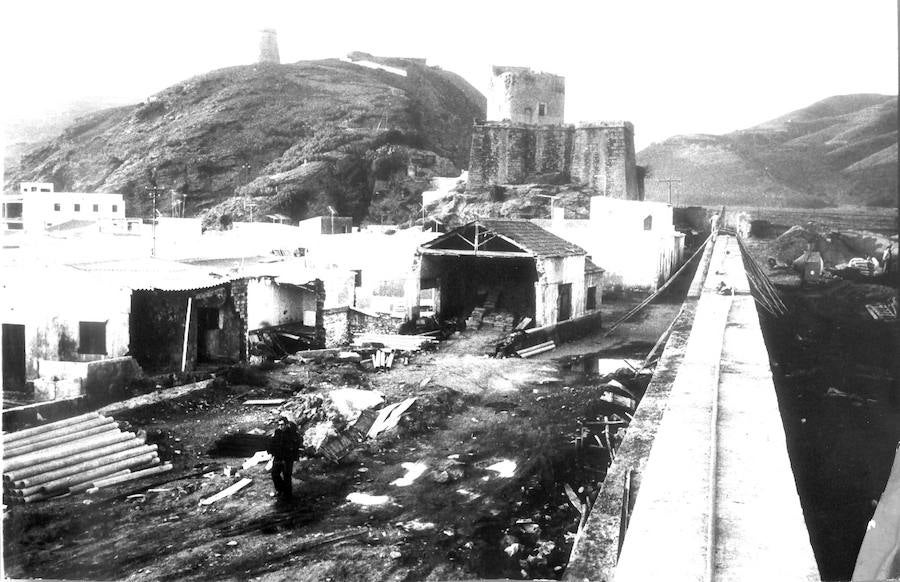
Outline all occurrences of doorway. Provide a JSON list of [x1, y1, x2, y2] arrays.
[[2, 323, 26, 390]]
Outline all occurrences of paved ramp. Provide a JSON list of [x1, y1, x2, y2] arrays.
[[566, 233, 820, 581]]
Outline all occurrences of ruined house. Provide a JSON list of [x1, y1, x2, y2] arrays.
[[415, 219, 603, 327], [0, 258, 326, 398]]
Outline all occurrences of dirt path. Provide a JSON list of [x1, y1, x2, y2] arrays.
[[4, 320, 653, 581]]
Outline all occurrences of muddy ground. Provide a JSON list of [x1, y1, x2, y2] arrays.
[[3, 289, 683, 581], [743, 212, 899, 581]]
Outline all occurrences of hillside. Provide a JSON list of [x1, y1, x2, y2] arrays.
[[6, 56, 486, 225], [639, 94, 897, 207]]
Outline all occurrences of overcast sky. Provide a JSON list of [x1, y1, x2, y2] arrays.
[[1, 0, 897, 149]]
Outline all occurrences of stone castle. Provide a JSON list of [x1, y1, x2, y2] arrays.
[[468, 67, 642, 200]]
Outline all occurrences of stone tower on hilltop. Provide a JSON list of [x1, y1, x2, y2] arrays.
[[488, 66, 565, 126], [258, 29, 280, 64], [470, 65, 641, 200]]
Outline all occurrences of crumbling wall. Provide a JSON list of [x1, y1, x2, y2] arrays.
[[468, 122, 637, 199], [488, 67, 565, 125], [323, 307, 351, 348], [571, 123, 637, 199]]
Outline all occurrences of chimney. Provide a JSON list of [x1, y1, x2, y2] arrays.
[[259, 29, 280, 64]]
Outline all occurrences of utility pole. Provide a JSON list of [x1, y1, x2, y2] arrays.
[[656, 178, 682, 205], [147, 186, 165, 257]]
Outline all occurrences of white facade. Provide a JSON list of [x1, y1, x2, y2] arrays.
[[535, 197, 685, 291], [2, 188, 126, 232]]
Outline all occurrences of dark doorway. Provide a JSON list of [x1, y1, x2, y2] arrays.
[[558, 283, 572, 322], [2, 323, 26, 390], [197, 307, 221, 363]]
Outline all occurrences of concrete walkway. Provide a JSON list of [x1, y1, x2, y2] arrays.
[[566, 234, 820, 581]]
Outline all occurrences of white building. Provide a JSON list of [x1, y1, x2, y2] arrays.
[[2, 182, 126, 232], [534, 197, 685, 291]]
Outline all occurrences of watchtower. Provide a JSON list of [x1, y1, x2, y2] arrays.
[[487, 66, 565, 126], [259, 29, 280, 64]]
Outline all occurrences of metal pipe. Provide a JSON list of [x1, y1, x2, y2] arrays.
[[4, 423, 120, 458], [3, 439, 144, 482], [2, 412, 101, 444], [86, 462, 173, 493], [3, 416, 116, 452], [13, 445, 158, 490], [3, 431, 137, 473], [21, 470, 130, 504], [22, 452, 158, 497], [70, 457, 160, 494]]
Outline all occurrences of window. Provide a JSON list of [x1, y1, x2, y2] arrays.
[[112, 204, 118, 213], [538, 103, 547, 116], [92, 204, 99, 212], [643, 215, 653, 231], [54, 203, 61, 211], [40, 187, 51, 192], [78, 321, 107, 355], [586, 286, 597, 310], [74, 204, 81, 212]]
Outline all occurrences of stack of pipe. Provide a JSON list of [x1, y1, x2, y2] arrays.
[[517, 340, 556, 358], [2, 412, 164, 503], [352, 333, 437, 352]]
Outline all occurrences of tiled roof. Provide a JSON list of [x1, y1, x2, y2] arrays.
[[474, 219, 586, 258], [585, 258, 605, 273]]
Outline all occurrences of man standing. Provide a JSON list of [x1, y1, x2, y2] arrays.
[[268, 415, 300, 499]]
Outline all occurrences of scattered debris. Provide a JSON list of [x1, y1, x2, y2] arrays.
[[241, 451, 272, 470], [390, 462, 428, 487], [517, 341, 556, 359], [243, 399, 285, 406], [486, 459, 517, 479], [199, 478, 252, 506], [352, 333, 437, 352], [397, 519, 435, 531], [346, 492, 392, 506], [367, 398, 418, 439]]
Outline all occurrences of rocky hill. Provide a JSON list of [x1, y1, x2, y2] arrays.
[[639, 94, 897, 208], [7, 56, 486, 225]]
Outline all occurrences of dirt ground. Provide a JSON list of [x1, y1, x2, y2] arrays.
[[3, 287, 683, 581], [742, 212, 900, 581]]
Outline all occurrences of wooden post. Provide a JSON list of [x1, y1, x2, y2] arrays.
[[181, 297, 193, 372]]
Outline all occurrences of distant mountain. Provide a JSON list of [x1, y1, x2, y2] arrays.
[[6, 56, 486, 225], [639, 94, 897, 207]]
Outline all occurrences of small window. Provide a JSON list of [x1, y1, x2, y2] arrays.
[[78, 321, 107, 354], [74, 204, 81, 212], [643, 215, 653, 230], [586, 286, 597, 310], [40, 187, 51, 192], [54, 203, 61, 211], [31, 187, 37, 192], [112, 204, 118, 213], [92, 204, 99, 212], [538, 103, 547, 116]]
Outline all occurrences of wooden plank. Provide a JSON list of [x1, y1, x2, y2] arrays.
[[199, 478, 252, 506]]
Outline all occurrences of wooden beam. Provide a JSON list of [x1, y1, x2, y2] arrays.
[[181, 297, 193, 373], [419, 249, 533, 258]]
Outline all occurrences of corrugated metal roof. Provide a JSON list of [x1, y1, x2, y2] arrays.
[[423, 219, 586, 258], [68, 258, 239, 292]]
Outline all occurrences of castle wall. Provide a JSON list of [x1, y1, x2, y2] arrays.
[[488, 68, 565, 126], [469, 122, 637, 198], [570, 123, 638, 200]]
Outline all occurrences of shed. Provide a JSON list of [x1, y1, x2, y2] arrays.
[[416, 219, 598, 327]]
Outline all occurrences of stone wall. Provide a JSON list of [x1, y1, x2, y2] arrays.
[[469, 121, 637, 199], [322, 307, 351, 348], [259, 29, 280, 64], [488, 67, 565, 125]]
